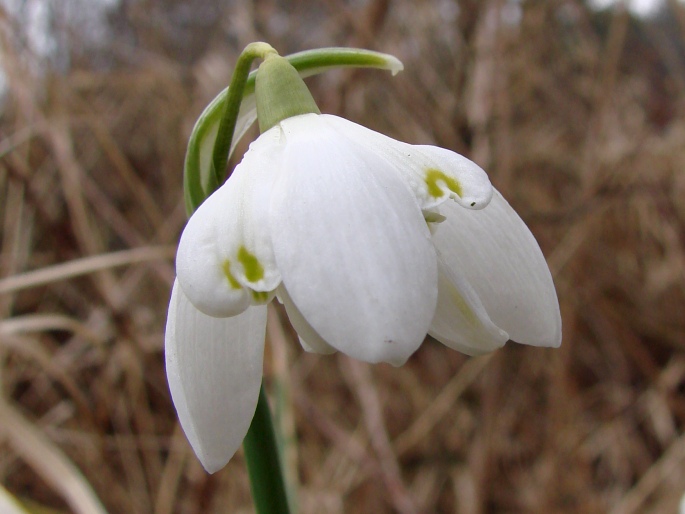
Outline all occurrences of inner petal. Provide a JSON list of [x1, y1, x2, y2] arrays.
[[177, 127, 284, 316], [176, 190, 250, 317]]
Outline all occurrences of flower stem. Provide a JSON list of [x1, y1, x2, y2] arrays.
[[243, 383, 293, 514], [210, 42, 277, 189]]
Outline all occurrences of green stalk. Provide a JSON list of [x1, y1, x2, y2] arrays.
[[243, 384, 292, 514], [209, 42, 277, 190], [255, 54, 321, 133]]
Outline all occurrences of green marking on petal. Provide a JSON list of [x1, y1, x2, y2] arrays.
[[251, 290, 270, 303], [222, 260, 243, 290], [425, 168, 463, 198], [238, 246, 265, 283]]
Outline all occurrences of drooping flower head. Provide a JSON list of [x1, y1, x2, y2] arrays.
[[166, 49, 561, 473]]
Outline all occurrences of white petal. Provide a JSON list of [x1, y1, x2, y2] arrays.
[[165, 280, 267, 473], [429, 258, 508, 355], [433, 190, 561, 347], [270, 114, 438, 365], [321, 114, 493, 211], [177, 129, 283, 316], [278, 285, 336, 355]]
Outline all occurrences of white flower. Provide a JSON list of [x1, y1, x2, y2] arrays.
[[165, 112, 561, 473]]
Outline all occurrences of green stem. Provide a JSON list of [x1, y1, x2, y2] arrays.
[[243, 384, 292, 514], [210, 42, 277, 189]]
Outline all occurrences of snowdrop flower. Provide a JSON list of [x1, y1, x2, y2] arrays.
[[165, 53, 561, 473]]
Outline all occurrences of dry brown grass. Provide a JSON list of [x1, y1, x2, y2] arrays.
[[1, 1, 685, 512]]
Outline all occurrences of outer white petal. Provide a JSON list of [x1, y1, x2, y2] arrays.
[[270, 114, 438, 366], [321, 114, 493, 211], [429, 257, 509, 355], [278, 285, 336, 355], [165, 280, 267, 473], [177, 129, 283, 316], [433, 190, 562, 347]]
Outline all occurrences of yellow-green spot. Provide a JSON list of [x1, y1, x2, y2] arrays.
[[425, 168, 463, 198], [222, 260, 242, 290], [238, 246, 265, 283], [251, 290, 270, 303]]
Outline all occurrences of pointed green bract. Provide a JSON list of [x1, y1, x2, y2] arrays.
[[256, 54, 320, 133]]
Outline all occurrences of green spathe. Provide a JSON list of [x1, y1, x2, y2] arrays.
[[256, 55, 321, 133]]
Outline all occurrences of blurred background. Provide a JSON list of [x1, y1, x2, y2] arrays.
[[1, 0, 685, 512]]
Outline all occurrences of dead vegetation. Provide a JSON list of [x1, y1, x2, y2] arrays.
[[1, 0, 684, 512]]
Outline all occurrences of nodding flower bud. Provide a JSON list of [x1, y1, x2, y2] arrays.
[[255, 54, 321, 133]]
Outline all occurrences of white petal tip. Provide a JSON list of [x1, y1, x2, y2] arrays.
[[510, 304, 562, 349], [299, 336, 337, 355], [388, 355, 410, 367], [548, 333, 563, 349], [198, 453, 230, 474], [510, 322, 562, 349]]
